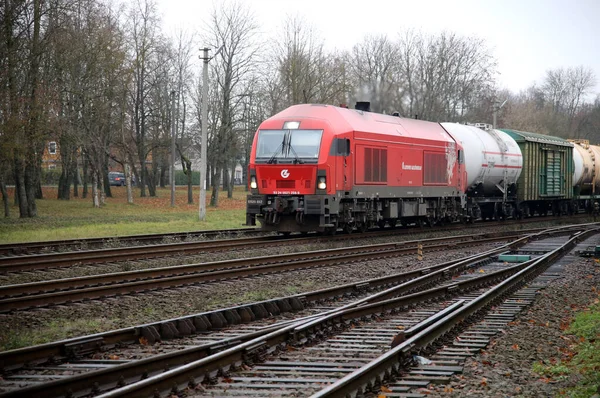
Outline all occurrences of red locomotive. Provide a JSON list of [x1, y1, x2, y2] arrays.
[[245, 102, 468, 234]]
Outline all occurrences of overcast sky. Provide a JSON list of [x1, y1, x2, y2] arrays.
[[156, 0, 600, 97]]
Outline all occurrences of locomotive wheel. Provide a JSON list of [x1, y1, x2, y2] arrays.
[[377, 220, 386, 229], [343, 223, 353, 234], [357, 222, 368, 233]]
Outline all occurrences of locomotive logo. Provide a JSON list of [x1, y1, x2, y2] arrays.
[[281, 169, 290, 178]]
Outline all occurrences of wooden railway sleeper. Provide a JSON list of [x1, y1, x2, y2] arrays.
[[62, 337, 103, 358]]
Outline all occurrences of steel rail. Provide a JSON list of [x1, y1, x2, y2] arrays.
[[0, 233, 522, 312], [1, 213, 591, 258], [83, 227, 589, 398], [1, 217, 591, 273], [310, 229, 597, 397], [0, 242, 508, 372], [0, 235, 284, 273], [0, 231, 541, 398], [0, 228, 260, 256]]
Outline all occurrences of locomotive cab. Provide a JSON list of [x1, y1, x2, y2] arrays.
[[245, 117, 345, 234]]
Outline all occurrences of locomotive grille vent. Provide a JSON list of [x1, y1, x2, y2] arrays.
[[364, 147, 388, 182], [277, 180, 296, 189], [424, 152, 447, 185]]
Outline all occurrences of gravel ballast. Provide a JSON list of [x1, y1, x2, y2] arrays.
[[425, 255, 600, 397]]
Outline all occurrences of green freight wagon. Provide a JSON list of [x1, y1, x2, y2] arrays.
[[501, 129, 574, 217]]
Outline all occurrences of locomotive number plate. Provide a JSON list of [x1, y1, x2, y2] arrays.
[[274, 191, 300, 195]]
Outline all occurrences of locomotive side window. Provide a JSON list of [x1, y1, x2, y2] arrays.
[[255, 129, 323, 163], [330, 138, 350, 156]]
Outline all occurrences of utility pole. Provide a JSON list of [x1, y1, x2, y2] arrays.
[[198, 46, 222, 221], [199, 48, 210, 221], [170, 90, 176, 207], [492, 99, 508, 129]]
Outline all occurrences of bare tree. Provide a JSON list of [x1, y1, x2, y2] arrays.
[[204, 0, 259, 205], [396, 31, 496, 121], [172, 29, 196, 204], [270, 14, 346, 108], [127, 0, 161, 197], [0, 0, 69, 216], [542, 66, 596, 134], [347, 34, 402, 114]]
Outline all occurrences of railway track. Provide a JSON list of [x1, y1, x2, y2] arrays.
[[0, 228, 261, 257], [0, 215, 591, 274], [0, 224, 592, 397], [95, 230, 594, 398], [0, 231, 522, 312]]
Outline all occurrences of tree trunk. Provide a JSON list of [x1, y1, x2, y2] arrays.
[[125, 163, 133, 204], [72, 157, 79, 198], [24, 163, 37, 217], [103, 159, 112, 198], [159, 160, 167, 188], [92, 172, 100, 208], [22, 0, 42, 218], [145, 165, 156, 196], [222, 168, 228, 191], [57, 141, 72, 200], [99, 174, 106, 206], [35, 161, 43, 200], [0, 180, 9, 217], [103, 171, 111, 198], [14, 159, 28, 217], [58, 169, 66, 199], [210, 165, 221, 207], [227, 161, 235, 199], [82, 155, 89, 199], [138, 146, 147, 197], [187, 170, 193, 204]]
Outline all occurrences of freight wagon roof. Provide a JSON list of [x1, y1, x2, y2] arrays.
[[265, 104, 455, 143], [501, 129, 573, 147]]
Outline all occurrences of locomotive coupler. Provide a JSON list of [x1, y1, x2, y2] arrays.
[[273, 197, 299, 214]]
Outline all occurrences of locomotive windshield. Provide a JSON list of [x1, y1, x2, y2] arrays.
[[255, 129, 323, 163]]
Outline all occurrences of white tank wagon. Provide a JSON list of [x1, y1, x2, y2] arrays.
[[570, 139, 600, 194], [441, 123, 522, 196]]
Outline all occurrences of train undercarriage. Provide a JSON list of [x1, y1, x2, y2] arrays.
[[246, 193, 594, 234], [246, 193, 468, 234]]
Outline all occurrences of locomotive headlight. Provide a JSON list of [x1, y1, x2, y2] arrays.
[[250, 176, 257, 189], [317, 176, 326, 190]]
